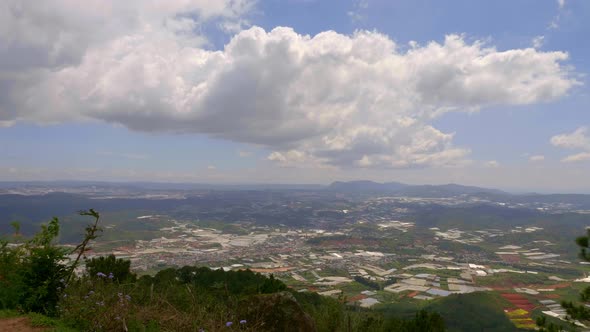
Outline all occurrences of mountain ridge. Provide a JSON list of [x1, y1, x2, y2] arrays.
[[327, 180, 507, 197]]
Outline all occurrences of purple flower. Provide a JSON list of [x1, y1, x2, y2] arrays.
[[108, 272, 114, 279], [97, 272, 107, 277], [226, 321, 233, 327], [88, 290, 95, 295], [239, 320, 247, 324], [125, 295, 131, 301]]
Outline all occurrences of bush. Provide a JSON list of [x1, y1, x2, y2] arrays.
[[85, 254, 136, 283], [20, 244, 69, 315], [58, 275, 134, 331], [0, 242, 25, 309], [0, 217, 68, 316]]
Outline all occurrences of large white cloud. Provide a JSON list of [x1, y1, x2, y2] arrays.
[[0, 1, 579, 169], [0, 0, 254, 70], [551, 127, 590, 162]]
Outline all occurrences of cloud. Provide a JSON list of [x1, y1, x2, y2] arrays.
[[532, 36, 545, 49], [551, 127, 590, 150], [97, 151, 150, 160], [557, 0, 565, 9], [238, 150, 253, 157], [0, 0, 255, 70], [348, 0, 369, 23], [347, 11, 366, 24], [561, 152, 590, 163], [484, 160, 500, 168], [0, 3, 580, 170], [529, 155, 545, 162], [551, 127, 590, 162], [207, 165, 217, 170], [549, 0, 566, 29]]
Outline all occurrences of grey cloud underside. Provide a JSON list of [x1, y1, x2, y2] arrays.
[[0, 1, 579, 168]]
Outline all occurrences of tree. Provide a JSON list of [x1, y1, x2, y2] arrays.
[[536, 316, 563, 332], [66, 209, 102, 283], [86, 254, 136, 282], [0, 210, 103, 316], [559, 228, 590, 329], [13, 217, 68, 316], [10, 221, 20, 237]]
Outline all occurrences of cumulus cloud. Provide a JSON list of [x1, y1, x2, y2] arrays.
[[529, 155, 545, 162], [0, 0, 255, 70], [0, 2, 579, 169], [551, 127, 590, 162]]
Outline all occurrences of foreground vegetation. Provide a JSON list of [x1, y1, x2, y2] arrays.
[[0, 210, 445, 331]]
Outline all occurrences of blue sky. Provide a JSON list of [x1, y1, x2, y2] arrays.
[[0, 0, 589, 192]]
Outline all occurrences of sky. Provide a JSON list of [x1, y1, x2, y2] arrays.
[[0, 0, 589, 193]]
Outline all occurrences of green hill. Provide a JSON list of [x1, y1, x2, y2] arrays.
[[426, 292, 519, 332]]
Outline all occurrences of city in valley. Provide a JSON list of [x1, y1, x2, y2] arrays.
[[3, 181, 590, 330]]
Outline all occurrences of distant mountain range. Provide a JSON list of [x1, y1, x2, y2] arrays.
[[327, 180, 507, 197], [1, 180, 588, 199]]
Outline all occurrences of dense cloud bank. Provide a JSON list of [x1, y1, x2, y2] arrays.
[[0, 1, 578, 168]]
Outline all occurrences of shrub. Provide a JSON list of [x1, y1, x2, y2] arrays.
[[0, 217, 68, 316], [59, 275, 133, 331], [86, 254, 137, 283]]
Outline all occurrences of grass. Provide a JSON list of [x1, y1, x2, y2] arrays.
[[0, 310, 78, 332], [424, 292, 520, 332], [0, 309, 20, 318], [28, 312, 58, 327]]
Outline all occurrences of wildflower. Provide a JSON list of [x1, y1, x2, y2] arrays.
[[96, 301, 104, 306], [63, 294, 67, 298], [125, 295, 131, 301], [226, 321, 233, 327], [108, 272, 114, 279], [97, 272, 107, 277], [239, 320, 247, 324], [115, 316, 121, 321], [84, 296, 89, 299], [199, 329, 205, 332], [88, 290, 95, 295], [59, 278, 65, 283], [118, 293, 123, 297]]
